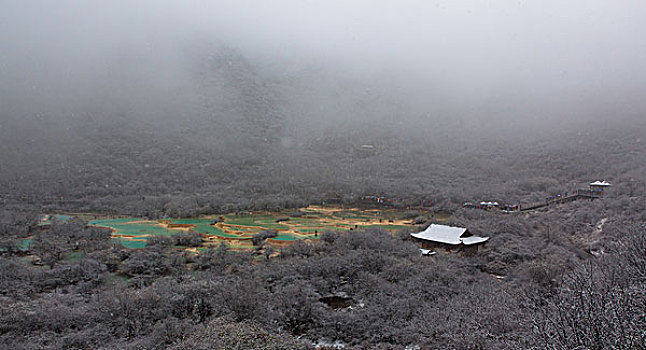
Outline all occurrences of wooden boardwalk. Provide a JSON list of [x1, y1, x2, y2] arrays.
[[519, 189, 602, 212]]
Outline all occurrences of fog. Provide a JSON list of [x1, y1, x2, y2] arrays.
[[2, 0, 646, 135]]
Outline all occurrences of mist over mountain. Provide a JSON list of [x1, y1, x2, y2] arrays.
[[1, 26, 645, 212], [4, 0, 646, 132]]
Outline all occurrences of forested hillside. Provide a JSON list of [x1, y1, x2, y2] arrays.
[[2, 47, 644, 216]]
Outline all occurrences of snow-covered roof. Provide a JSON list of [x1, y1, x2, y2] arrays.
[[461, 236, 490, 245], [410, 224, 489, 246], [419, 249, 437, 256], [411, 224, 467, 245], [590, 181, 612, 187]]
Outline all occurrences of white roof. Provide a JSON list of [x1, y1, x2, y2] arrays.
[[411, 224, 467, 245], [419, 249, 437, 256], [411, 224, 489, 246], [590, 181, 612, 186], [461, 236, 490, 245]]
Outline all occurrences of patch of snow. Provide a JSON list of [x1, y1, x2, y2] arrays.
[[590, 249, 604, 257], [310, 339, 346, 349], [594, 218, 608, 235]]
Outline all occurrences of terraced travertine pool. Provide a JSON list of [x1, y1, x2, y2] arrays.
[[84, 206, 416, 249]]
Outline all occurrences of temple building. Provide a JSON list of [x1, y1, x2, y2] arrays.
[[410, 224, 489, 256]]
